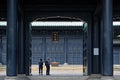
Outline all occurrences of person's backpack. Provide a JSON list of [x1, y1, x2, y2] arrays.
[[45, 61, 49, 66], [39, 61, 43, 66]]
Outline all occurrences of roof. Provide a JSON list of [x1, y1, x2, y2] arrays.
[[0, 0, 120, 20]]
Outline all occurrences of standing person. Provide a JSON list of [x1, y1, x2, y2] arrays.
[[45, 57, 50, 75], [39, 59, 43, 75]]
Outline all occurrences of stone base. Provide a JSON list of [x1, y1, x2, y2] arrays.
[[17, 74, 26, 77], [4, 77, 17, 80], [87, 74, 101, 80], [101, 76, 115, 80], [4, 75, 31, 80], [17, 77, 31, 80], [17, 74, 31, 80]]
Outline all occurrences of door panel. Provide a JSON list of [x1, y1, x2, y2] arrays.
[[32, 37, 43, 64], [83, 23, 88, 75], [67, 38, 83, 64], [2, 37, 6, 64], [113, 47, 120, 64]]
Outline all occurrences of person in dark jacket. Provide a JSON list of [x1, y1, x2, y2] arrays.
[[45, 57, 50, 75], [39, 59, 43, 75]]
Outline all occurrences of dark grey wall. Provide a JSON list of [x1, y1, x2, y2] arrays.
[[0, 31, 120, 65], [31, 30, 83, 64], [113, 47, 120, 64]]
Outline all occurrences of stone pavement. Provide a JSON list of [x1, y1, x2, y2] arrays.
[[0, 75, 120, 80], [0, 65, 120, 80], [28, 76, 88, 80], [1, 65, 120, 76], [31, 65, 83, 76], [0, 76, 4, 80]]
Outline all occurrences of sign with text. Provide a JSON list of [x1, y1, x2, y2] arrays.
[[93, 48, 99, 55]]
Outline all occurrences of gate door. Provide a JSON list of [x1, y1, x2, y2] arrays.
[[32, 37, 43, 64], [83, 23, 88, 75], [67, 37, 83, 64]]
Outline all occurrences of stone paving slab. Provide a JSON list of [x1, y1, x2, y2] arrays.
[[0, 76, 4, 80], [29, 76, 88, 80], [0, 76, 120, 80]]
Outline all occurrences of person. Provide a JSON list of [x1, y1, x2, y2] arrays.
[[45, 57, 50, 75], [38, 59, 43, 75]]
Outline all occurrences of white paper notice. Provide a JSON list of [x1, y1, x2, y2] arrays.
[[94, 48, 99, 55]]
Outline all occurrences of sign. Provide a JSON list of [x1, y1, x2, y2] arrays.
[[52, 32, 58, 41], [93, 48, 99, 55]]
